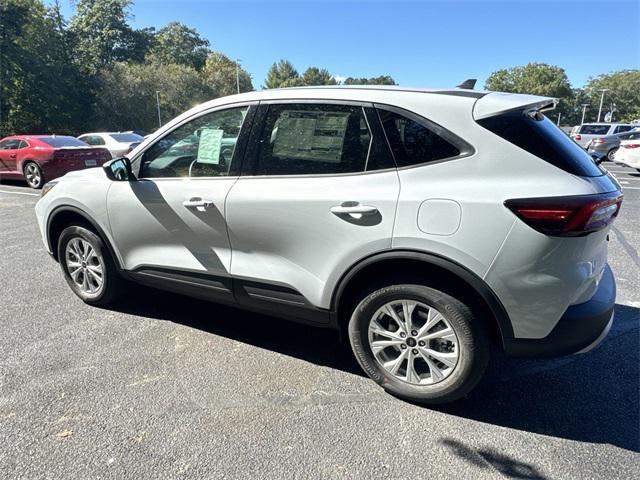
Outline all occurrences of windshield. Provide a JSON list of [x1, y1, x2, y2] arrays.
[[109, 133, 143, 143], [39, 136, 88, 148]]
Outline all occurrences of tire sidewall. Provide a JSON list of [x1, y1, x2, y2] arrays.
[[58, 226, 114, 304], [348, 284, 487, 404]]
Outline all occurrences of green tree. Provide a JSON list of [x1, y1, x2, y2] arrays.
[[485, 63, 572, 98], [202, 52, 253, 97], [1, 0, 90, 135], [343, 75, 396, 85], [70, 0, 134, 74], [93, 62, 215, 132], [584, 70, 640, 123], [300, 67, 336, 86], [146, 21, 211, 70], [264, 60, 299, 88]]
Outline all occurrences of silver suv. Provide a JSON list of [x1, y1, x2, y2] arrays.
[[35, 87, 623, 404]]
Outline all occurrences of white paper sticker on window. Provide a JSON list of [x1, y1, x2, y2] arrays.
[[197, 128, 224, 164]]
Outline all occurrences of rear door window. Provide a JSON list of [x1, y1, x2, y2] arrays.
[[478, 111, 604, 177], [579, 125, 611, 135], [254, 103, 373, 175], [614, 125, 634, 134]]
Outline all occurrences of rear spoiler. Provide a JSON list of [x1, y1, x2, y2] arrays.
[[473, 92, 557, 120]]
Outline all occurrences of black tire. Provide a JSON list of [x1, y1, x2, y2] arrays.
[[57, 225, 123, 306], [348, 284, 489, 404], [23, 161, 44, 189]]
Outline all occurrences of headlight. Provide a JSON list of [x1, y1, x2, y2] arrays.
[[41, 180, 59, 197]]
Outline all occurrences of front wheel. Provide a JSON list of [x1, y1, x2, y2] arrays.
[[348, 284, 489, 404], [58, 226, 123, 306]]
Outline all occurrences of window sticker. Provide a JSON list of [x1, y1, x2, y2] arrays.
[[197, 128, 224, 164], [272, 110, 350, 163]]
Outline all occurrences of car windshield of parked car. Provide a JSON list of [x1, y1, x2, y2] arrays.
[[579, 125, 610, 135], [140, 106, 249, 178], [109, 133, 143, 143], [39, 136, 89, 148]]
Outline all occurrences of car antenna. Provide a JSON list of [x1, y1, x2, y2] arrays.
[[456, 79, 477, 90]]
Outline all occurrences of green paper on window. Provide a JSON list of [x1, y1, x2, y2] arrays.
[[197, 128, 224, 164]]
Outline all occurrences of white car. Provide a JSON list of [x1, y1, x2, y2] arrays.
[[613, 138, 640, 171], [35, 86, 622, 404], [77, 132, 143, 159]]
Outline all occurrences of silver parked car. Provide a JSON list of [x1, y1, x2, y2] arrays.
[[571, 123, 637, 147], [36, 86, 622, 404], [587, 129, 640, 161], [77, 132, 144, 159]]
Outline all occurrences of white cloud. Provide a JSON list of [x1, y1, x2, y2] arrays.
[[333, 75, 347, 84]]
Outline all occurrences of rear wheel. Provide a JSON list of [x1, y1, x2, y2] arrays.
[[607, 148, 618, 161], [348, 284, 489, 404], [23, 162, 43, 189], [58, 226, 123, 306]]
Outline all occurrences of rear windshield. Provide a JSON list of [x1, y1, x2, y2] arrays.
[[477, 111, 604, 177], [109, 133, 142, 142], [39, 136, 88, 148], [579, 125, 610, 135]]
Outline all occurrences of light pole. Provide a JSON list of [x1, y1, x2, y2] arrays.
[[596, 89, 609, 122], [581, 103, 589, 125], [235, 59, 242, 95], [155, 90, 162, 128]]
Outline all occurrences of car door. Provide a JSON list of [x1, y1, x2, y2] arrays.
[[225, 101, 400, 323], [106, 104, 256, 303], [0, 139, 21, 172]]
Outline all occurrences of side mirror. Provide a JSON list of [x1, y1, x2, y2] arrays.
[[103, 157, 135, 181]]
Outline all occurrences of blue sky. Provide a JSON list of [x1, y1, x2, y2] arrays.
[[56, 0, 639, 89]]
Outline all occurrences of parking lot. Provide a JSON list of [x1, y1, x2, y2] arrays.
[[0, 162, 638, 479]]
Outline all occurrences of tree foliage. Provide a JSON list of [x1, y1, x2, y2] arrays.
[[485, 63, 572, 98], [146, 21, 211, 71], [584, 70, 640, 123], [264, 60, 299, 88], [93, 62, 215, 132], [201, 53, 253, 97], [343, 75, 396, 85]]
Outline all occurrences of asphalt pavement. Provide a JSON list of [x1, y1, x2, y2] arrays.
[[0, 162, 638, 479]]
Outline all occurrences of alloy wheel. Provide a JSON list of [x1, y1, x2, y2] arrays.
[[65, 238, 104, 295], [24, 163, 42, 188], [367, 300, 460, 385]]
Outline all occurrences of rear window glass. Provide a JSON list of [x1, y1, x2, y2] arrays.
[[477, 111, 604, 177], [579, 125, 610, 135], [39, 136, 88, 147], [109, 133, 143, 142], [378, 109, 460, 167]]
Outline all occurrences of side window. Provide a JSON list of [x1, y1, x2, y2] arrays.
[[378, 109, 460, 167], [614, 125, 633, 134], [255, 103, 371, 175], [92, 136, 106, 146], [0, 139, 21, 150], [18, 140, 28, 149], [140, 106, 249, 178]]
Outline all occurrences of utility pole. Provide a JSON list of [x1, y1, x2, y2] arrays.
[[236, 59, 242, 95], [581, 104, 589, 125], [597, 89, 609, 122], [155, 90, 162, 128], [557, 112, 561, 126]]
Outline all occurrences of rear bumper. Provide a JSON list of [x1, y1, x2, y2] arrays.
[[504, 264, 615, 357]]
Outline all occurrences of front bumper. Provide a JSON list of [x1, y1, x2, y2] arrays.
[[504, 265, 616, 357]]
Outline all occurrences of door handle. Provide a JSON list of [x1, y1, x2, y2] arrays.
[[183, 197, 215, 209], [9, 154, 16, 159], [331, 203, 378, 216]]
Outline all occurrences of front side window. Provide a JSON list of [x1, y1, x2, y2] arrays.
[[0, 139, 21, 150], [83, 136, 105, 146], [378, 109, 460, 167], [614, 125, 633, 134], [255, 104, 371, 175], [140, 106, 249, 178]]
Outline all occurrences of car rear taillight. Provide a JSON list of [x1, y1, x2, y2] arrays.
[[504, 191, 623, 237], [592, 138, 605, 144], [622, 143, 640, 149], [574, 134, 582, 141]]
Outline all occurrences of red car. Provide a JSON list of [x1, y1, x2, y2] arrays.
[[0, 135, 112, 189]]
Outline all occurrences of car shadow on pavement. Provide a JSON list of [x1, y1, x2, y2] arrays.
[[110, 290, 639, 453]]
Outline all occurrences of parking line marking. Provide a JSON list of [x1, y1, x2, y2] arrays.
[[0, 189, 40, 196], [622, 186, 640, 190]]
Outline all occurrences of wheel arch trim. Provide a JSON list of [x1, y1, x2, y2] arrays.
[[330, 249, 515, 346], [46, 205, 123, 270]]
